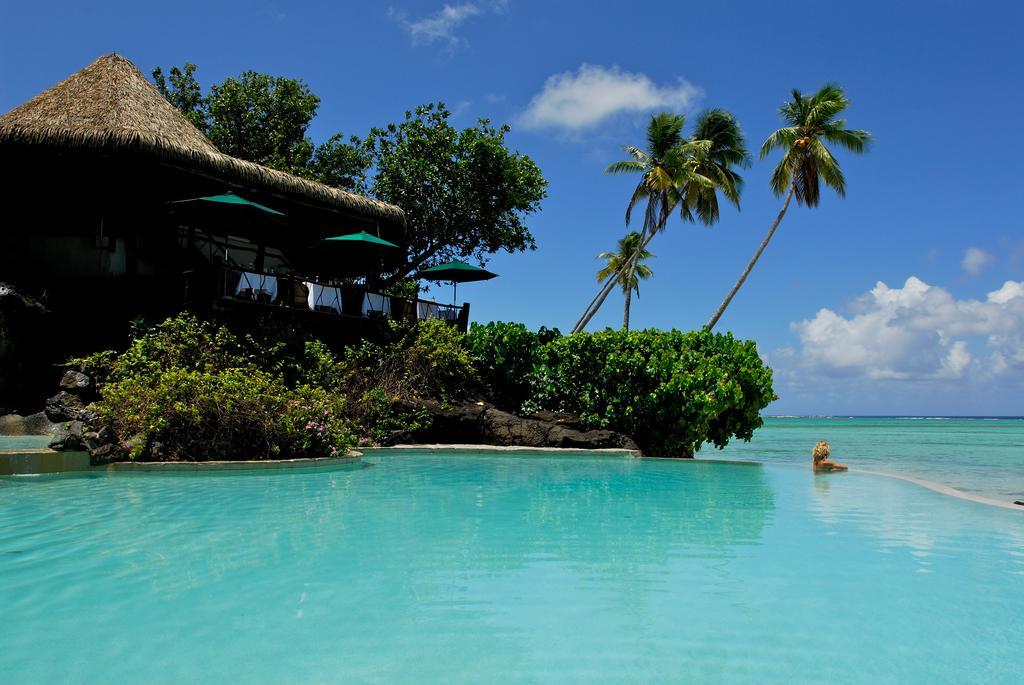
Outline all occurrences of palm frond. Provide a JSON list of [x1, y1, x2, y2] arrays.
[[606, 160, 646, 175], [821, 126, 872, 154], [809, 139, 846, 197], [769, 154, 794, 197], [646, 112, 685, 157], [760, 127, 799, 158], [622, 146, 651, 164]]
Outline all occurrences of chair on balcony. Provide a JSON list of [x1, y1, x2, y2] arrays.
[[362, 292, 392, 319], [417, 301, 441, 321], [306, 282, 342, 314], [235, 271, 278, 304]]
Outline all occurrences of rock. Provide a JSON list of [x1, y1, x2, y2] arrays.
[[57, 370, 94, 403], [76, 407, 100, 425], [48, 420, 84, 450], [546, 425, 639, 451], [83, 431, 101, 451], [58, 370, 92, 393], [89, 443, 117, 465], [403, 400, 640, 452], [527, 410, 583, 429], [0, 411, 59, 436], [44, 391, 84, 423], [97, 425, 114, 445]]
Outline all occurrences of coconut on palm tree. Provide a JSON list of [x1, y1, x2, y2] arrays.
[[573, 110, 748, 333], [597, 232, 654, 331], [705, 84, 871, 330]]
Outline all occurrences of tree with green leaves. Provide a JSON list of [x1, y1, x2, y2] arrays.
[[573, 110, 748, 333], [596, 232, 654, 331], [153, 69, 547, 283], [365, 103, 547, 284], [152, 63, 368, 189], [204, 71, 320, 176], [151, 63, 206, 131], [705, 84, 871, 330]]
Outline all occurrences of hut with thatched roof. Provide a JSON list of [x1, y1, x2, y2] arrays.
[[0, 54, 411, 408]]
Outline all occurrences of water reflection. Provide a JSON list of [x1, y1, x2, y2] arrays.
[[0, 455, 777, 598]]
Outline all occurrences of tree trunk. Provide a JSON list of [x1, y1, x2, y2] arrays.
[[704, 184, 795, 331], [622, 285, 632, 331], [573, 224, 659, 333], [573, 275, 615, 333]]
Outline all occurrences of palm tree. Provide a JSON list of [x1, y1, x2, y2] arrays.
[[573, 110, 748, 333], [705, 84, 871, 330], [597, 232, 654, 331]]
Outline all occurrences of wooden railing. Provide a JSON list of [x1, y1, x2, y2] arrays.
[[215, 268, 471, 332]]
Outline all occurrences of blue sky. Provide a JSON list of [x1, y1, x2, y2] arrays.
[[3, 0, 1023, 415]]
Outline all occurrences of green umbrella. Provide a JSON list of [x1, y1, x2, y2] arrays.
[[167, 192, 285, 272], [314, 231, 402, 276], [169, 192, 285, 216], [321, 231, 399, 249], [418, 259, 498, 304]]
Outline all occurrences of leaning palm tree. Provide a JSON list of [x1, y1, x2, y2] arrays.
[[597, 232, 654, 331], [573, 110, 748, 333], [705, 84, 871, 330]]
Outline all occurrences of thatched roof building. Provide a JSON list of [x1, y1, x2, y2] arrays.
[[0, 54, 404, 230]]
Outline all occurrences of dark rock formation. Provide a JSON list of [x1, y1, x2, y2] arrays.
[[0, 411, 60, 436], [387, 400, 640, 452], [48, 420, 84, 450], [58, 370, 93, 399], [89, 443, 118, 465], [44, 391, 85, 423], [526, 410, 583, 430]]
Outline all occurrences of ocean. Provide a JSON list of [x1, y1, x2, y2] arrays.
[[710, 416, 1024, 504]]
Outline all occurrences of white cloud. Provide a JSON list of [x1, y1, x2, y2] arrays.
[[392, 3, 481, 47], [518, 64, 701, 131], [391, 2, 508, 48], [789, 276, 1024, 382], [961, 247, 994, 276]]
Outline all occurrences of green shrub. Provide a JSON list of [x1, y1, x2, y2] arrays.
[[342, 319, 478, 403], [97, 367, 355, 461], [98, 366, 356, 462], [466, 321, 548, 410], [74, 312, 775, 460], [71, 314, 244, 388], [349, 388, 432, 445], [525, 329, 775, 457], [281, 385, 354, 458], [83, 314, 356, 460]]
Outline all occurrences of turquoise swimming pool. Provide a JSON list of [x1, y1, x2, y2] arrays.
[[2, 451, 1021, 683], [0, 435, 51, 451]]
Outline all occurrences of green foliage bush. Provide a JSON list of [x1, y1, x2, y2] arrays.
[[342, 319, 478, 403], [466, 322, 552, 410], [524, 328, 776, 457], [74, 313, 774, 461], [83, 315, 355, 461]]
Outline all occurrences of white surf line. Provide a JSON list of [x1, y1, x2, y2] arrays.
[[852, 468, 1022, 511]]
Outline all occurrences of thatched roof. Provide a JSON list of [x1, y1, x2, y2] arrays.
[[0, 54, 405, 228]]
